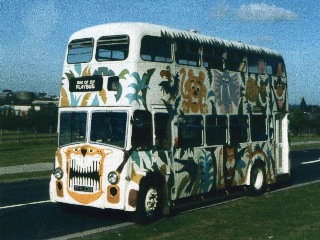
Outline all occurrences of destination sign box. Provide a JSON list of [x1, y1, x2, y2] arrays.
[[69, 76, 103, 92]]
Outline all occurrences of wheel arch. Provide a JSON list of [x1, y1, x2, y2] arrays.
[[245, 156, 266, 186], [139, 170, 168, 213]]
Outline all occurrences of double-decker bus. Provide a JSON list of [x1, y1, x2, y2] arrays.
[[49, 22, 290, 223]]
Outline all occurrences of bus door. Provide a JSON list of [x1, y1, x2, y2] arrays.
[[275, 113, 289, 174], [152, 107, 173, 179]]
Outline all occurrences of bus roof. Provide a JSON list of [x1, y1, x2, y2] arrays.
[[70, 22, 281, 57]]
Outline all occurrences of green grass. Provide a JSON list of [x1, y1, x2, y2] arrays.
[[290, 134, 320, 143], [0, 140, 57, 167], [90, 182, 320, 240], [290, 135, 320, 150]]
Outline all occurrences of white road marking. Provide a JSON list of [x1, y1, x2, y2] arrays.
[[0, 200, 50, 210], [301, 159, 320, 165]]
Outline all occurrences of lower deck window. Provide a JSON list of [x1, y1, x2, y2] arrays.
[[206, 115, 227, 145], [131, 110, 153, 150], [155, 113, 171, 150], [251, 115, 267, 141], [178, 116, 203, 147], [229, 115, 248, 144]]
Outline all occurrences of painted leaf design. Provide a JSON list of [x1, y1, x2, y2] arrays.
[[125, 69, 155, 110], [177, 175, 190, 198], [70, 93, 81, 106], [119, 69, 129, 79], [80, 93, 91, 106], [64, 70, 75, 81], [91, 95, 99, 106], [75, 64, 81, 76], [93, 67, 115, 76], [99, 89, 107, 104], [60, 87, 69, 107], [237, 159, 246, 169], [199, 151, 214, 192], [82, 66, 91, 76], [114, 83, 122, 102]]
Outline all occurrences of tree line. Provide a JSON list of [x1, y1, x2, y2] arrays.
[[289, 98, 320, 136], [0, 104, 58, 133]]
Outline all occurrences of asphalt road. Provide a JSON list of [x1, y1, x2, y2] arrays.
[[1, 149, 320, 240]]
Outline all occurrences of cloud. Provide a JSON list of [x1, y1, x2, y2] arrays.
[[237, 3, 298, 22]]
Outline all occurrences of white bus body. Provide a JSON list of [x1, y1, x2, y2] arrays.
[[50, 22, 290, 223]]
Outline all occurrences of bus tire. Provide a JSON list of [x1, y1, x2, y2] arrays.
[[248, 162, 266, 196], [132, 178, 163, 224]]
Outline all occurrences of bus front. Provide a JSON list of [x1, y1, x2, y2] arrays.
[[49, 25, 140, 211]]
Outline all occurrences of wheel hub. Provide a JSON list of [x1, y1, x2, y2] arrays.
[[145, 188, 158, 215]]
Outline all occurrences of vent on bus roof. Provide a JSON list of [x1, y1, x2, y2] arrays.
[[188, 29, 200, 34]]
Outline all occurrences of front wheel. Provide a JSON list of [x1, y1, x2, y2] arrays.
[[248, 163, 266, 196], [132, 179, 163, 224]]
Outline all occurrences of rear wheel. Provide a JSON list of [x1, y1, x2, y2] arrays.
[[248, 163, 266, 196], [132, 178, 163, 224]]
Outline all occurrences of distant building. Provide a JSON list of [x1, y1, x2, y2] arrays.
[[0, 89, 59, 115]]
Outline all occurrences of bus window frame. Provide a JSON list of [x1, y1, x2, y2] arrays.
[[175, 40, 201, 67], [67, 38, 94, 64], [177, 115, 204, 148], [225, 50, 247, 73], [266, 57, 286, 77], [154, 112, 172, 150], [250, 114, 268, 142], [131, 110, 153, 151], [205, 115, 227, 145], [90, 110, 128, 149], [202, 45, 225, 71], [140, 35, 173, 63], [58, 111, 88, 146], [229, 115, 249, 144], [96, 35, 130, 62]]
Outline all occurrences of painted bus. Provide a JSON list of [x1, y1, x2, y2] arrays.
[[49, 22, 290, 223]]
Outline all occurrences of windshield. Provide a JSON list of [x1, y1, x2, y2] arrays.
[[58, 110, 127, 148], [59, 112, 87, 145], [90, 111, 127, 148]]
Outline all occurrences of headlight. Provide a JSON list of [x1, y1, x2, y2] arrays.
[[108, 171, 119, 184], [53, 167, 63, 180]]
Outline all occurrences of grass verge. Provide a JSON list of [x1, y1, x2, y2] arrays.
[[90, 182, 320, 240], [0, 171, 52, 182], [0, 141, 56, 167]]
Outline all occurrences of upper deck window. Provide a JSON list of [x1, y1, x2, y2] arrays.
[[140, 36, 172, 63], [67, 38, 93, 64], [266, 57, 286, 77], [226, 50, 246, 72], [248, 54, 266, 75], [202, 46, 224, 70], [175, 41, 200, 67], [96, 35, 129, 61]]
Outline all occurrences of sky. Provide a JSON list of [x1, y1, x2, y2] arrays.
[[0, 0, 319, 105]]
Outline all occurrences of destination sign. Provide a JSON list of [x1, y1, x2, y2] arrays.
[[69, 76, 103, 92]]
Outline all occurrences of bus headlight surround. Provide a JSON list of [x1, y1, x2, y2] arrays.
[[108, 171, 119, 184], [54, 167, 63, 180]]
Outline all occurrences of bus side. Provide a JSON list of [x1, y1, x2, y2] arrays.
[[135, 34, 289, 204]]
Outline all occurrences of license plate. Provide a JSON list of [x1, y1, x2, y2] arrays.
[[74, 185, 93, 193]]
